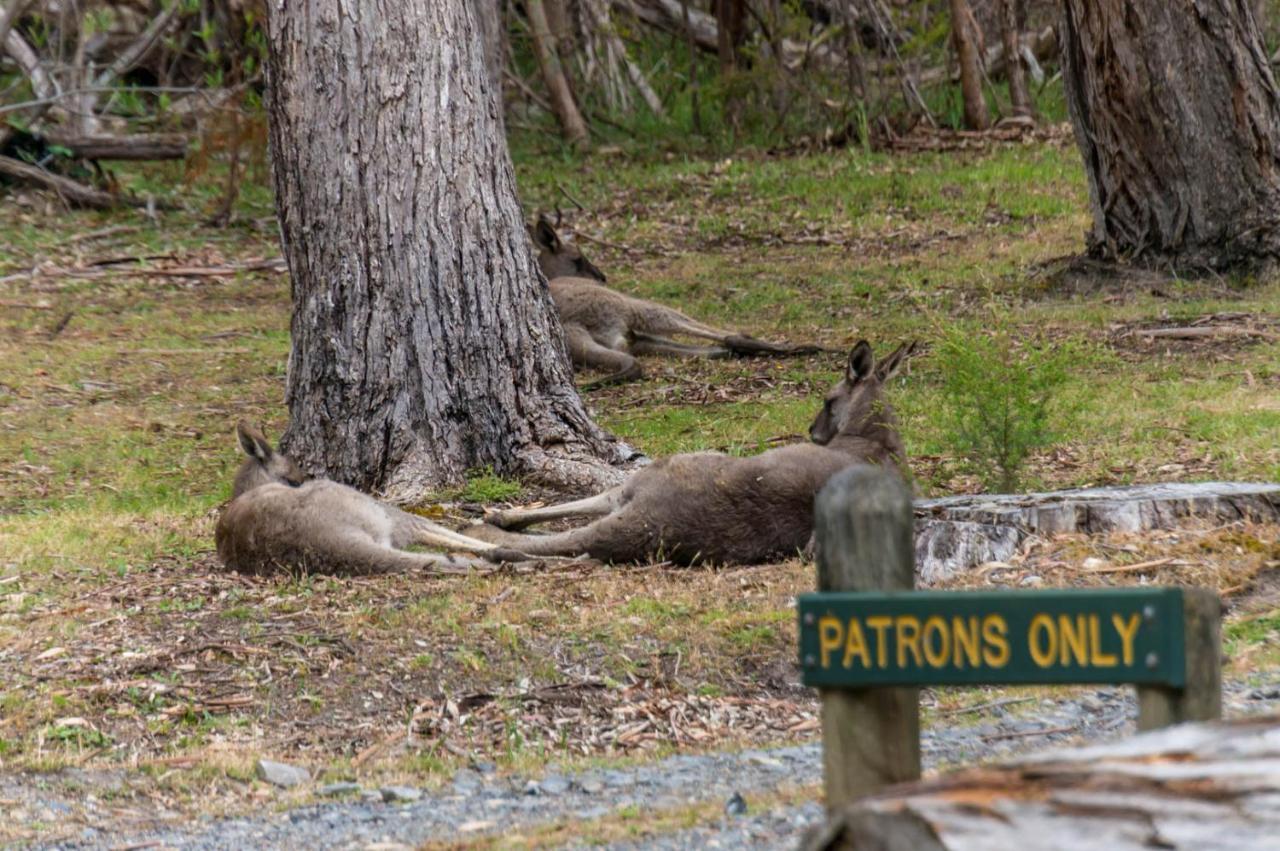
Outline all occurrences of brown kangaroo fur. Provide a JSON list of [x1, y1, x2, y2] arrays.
[[215, 423, 521, 576], [531, 216, 824, 387], [469, 340, 916, 565]]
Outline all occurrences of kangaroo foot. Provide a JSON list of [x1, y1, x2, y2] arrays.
[[723, 334, 825, 357], [483, 546, 532, 564], [580, 361, 643, 390]]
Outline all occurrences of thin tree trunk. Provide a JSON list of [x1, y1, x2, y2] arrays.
[[263, 0, 624, 499], [1061, 0, 1280, 270], [527, 0, 590, 146], [948, 0, 989, 130], [715, 0, 746, 73], [683, 0, 702, 134], [998, 0, 1032, 118]]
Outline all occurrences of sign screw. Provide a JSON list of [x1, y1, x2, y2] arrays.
[[803, 612, 815, 626], [803, 654, 816, 667], [1145, 652, 1159, 669], [1143, 605, 1157, 621]]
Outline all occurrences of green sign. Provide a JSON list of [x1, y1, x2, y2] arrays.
[[797, 588, 1186, 688]]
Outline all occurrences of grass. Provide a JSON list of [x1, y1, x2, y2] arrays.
[[2, 134, 1280, 840]]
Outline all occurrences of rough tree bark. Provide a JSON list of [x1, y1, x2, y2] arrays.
[[263, 1, 625, 500], [1061, 0, 1280, 271], [998, 0, 1032, 117], [949, 0, 990, 130], [526, 0, 591, 147]]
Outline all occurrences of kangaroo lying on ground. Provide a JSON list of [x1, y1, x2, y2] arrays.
[[216, 423, 520, 576], [469, 340, 916, 565], [531, 217, 824, 387]]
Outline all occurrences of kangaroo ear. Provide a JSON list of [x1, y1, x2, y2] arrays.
[[847, 340, 874, 382], [876, 340, 918, 382], [533, 216, 561, 252], [236, 421, 274, 462]]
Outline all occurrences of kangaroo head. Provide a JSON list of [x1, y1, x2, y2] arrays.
[[531, 215, 607, 282], [231, 421, 308, 498], [809, 340, 916, 446]]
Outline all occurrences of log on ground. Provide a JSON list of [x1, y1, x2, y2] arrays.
[[804, 714, 1280, 851], [914, 482, 1280, 583]]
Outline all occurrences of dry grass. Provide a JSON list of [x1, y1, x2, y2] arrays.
[[2, 140, 1280, 837]]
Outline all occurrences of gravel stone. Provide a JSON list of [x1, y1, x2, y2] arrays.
[[24, 681, 1280, 850], [255, 759, 311, 789], [539, 774, 571, 795], [380, 786, 423, 803], [316, 783, 361, 798]]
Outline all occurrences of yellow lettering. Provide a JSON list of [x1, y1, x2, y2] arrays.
[[953, 616, 981, 668], [982, 615, 1010, 667], [895, 615, 923, 667], [1028, 613, 1057, 667], [1112, 612, 1141, 666], [1058, 614, 1088, 667], [1089, 615, 1117, 666], [866, 616, 892, 668], [818, 615, 844, 668], [842, 619, 871, 669], [922, 616, 950, 667]]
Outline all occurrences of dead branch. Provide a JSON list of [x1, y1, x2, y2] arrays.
[[0, 153, 167, 209], [42, 130, 190, 160], [95, 1, 183, 89], [0, 0, 28, 61]]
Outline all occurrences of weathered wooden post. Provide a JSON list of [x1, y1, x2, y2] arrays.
[[801, 468, 1224, 817], [1136, 588, 1221, 731], [811, 465, 920, 811]]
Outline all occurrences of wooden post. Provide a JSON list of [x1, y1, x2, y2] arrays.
[[813, 465, 920, 812], [1137, 588, 1222, 731]]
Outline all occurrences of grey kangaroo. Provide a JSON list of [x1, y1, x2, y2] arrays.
[[216, 422, 519, 576], [469, 340, 916, 565], [531, 216, 823, 387]]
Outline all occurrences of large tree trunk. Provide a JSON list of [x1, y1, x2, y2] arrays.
[[526, 0, 591, 147], [949, 0, 990, 130], [1061, 0, 1280, 271], [263, 1, 624, 500]]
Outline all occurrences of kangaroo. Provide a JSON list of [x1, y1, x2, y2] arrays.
[[468, 340, 916, 565], [531, 216, 824, 387], [215, 422, 521, 576]]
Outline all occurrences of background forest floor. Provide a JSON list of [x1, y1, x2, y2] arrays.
[[2, 134, 1280, 844]]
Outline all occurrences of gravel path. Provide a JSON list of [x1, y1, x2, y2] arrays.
[[29, 680, 1280, 850]]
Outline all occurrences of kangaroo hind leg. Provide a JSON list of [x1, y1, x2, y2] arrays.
[[487, 486, 624, 530], [642, 307, 823, 357], [565, 323, 642, 387], [630, 333, 732, 359]]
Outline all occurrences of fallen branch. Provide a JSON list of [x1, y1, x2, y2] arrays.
[[0, 154, 164, 210], [1084, 556, 1177, 574], [42, 131, 191, 161], [1132, 325, 1280, 343]]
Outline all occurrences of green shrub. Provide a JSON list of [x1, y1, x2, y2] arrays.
[[934, 320, 1077, 493]]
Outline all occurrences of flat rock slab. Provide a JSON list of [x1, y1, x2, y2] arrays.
[[913, 482, 1280, 583], [806, 714, 1280, 851]]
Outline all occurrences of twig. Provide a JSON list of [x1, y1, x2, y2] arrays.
[[1084, 556, 1176, 575], [67, 224, 142, 244], [116, 347, 252, 356], [939, 696, 1035, 717], [574, 231, 634, 253], [981, 724, 1077, 742], [554, 179, 586, 211]]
